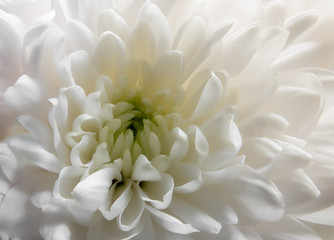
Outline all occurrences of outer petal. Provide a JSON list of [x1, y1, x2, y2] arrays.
[[221, 165, 284, 223], [7, 134, 64, 173], [169, 196, 222, 234]]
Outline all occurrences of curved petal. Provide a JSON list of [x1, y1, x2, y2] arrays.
[[131, 154, 161, 182], [8, 133, 64, 173], [99, 179, 132, 221], [169, 162, 202, 194], [17, 114, 55, 154], [146, 205, 198, 234], [221, 165, 284, 223], [136, 173, 174, 209], [169, 196, 222, 234], [200, 106, 242, 161], [117, 189, 145, 231], [55, 166, 85, 200], [257, 216, 321, 240], [72, 167, 122, 210], [92, 31, 126, 81], [161, 127, 189, 162]]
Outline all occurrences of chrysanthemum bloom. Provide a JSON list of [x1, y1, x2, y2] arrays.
[[1, 0, 334, 239]]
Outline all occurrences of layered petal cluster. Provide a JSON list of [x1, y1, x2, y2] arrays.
[[1, 0, 334, 239]]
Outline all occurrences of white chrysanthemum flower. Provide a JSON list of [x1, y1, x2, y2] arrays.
[[1, 0, 334, 239]]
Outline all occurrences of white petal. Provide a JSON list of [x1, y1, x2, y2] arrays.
[[298, 205, 334, 226], [40, 223, 71, 240], [99, 179, 132, 221], [189, 71, 223, 121], [0, 172, 56, 239], [181, 187, 238, 225], [220, 23, 260, 75], [137, 2, 170, 57], [257, 216, 321, 240], [4, 75, 48, 117], [169, 196, 222, 234], [222, 165, 284, 223], [70, 135, 98, 167], [72, 167, 122, 210], [240, 113, 290, 138], [97, 9, 130, 42], [18, 114, 55, 154], [185, 19, 235, 77], [66, 19, 94, 52], [55, 166, 85, 200], [265, 86, 323, 137], [66, 201, 102, 226], [274, 170, 320, 214], [54, 85, 86, 135], [70, 50, 96, 93], [200, 106, 241, 161], [136, 173, 174, 209], [241, 137, 282, 171], [92, 31, 126, 81], [169, 162, 202, 194], [85, 92, 102, 117], [183, 125, 209, 166], [130, 22, 156, 64], [268, 139, 313, 174], [8, 134, 64, 173], [132, 154, 161, 182], [150, 50, 184, 92], [146, 205, 198, 234], [219, 225, 262, 240], [173, 16, 207, 65], [117, 189, 145, 231], [284, 11, 319, 44], [161, 127, 189, 162], [87, 213, 143, 240]]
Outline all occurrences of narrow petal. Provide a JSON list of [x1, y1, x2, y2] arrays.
[[99, 179, 132, 221], [8, 134, 64, 173], [220, 23, 260, 75], [221, 165, 284, 223], [273, 170, 320, 214], [284, 11, 319, 44], [117, 189, 145, 231], [257, 216, 321, 240], [169, 196, 222, 234], [146, 205, 198, 234], [18, 114, 55, 154]]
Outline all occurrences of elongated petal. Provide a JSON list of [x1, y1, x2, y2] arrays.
[[8, 134, 64, 173], [117, 190, 145, 231], [146, 205, 198, 234], [222, 165, 284, 223], [169, 196, 222, 234]]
